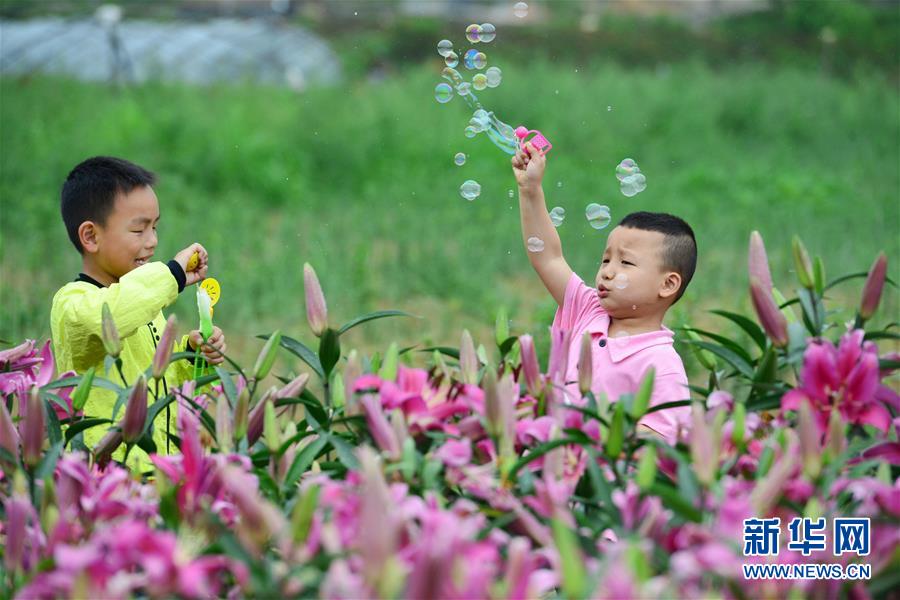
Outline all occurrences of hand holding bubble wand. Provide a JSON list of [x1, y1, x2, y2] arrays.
[[188, 251, 221, 381]]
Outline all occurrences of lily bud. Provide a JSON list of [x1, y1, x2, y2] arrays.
[[631, 367, 654, 420], [748, 231, 774, 292], [750, 277, 788, 348], [291, 483, 320, 543], [233, 387, 250, 443], [797, 399, 821, 480], [343, 350, 362, 415], [276, 373, 310, 399], [253, 330, 281, 381], [23, 387, 44, 468], [859, 252, 887, 321], [379, 342, 399, 381], [100, 302, 121, 358], [731, 401, 746, 447], [577, 332, 593, 397], [303, 263, 328, 337], [792, 236, 814, 290], [690, 402, 718, 487], [636, 445, 657, 491], [216, 397, 233, 453], [825, 409, 846, 460], [4, 472, 29, 573], [247, 391, 274, 446], [686, 329, 717, 371], [151, 315, 178, 380], [93, 428, 123, 468], [360, 394, 401, 459], [813, 256, 826, 295], [771, 286, 797, 324], [122, 375, 148, 444], [263, 399, 281, 453], [495, 307, 510, 347], [460, 330, 478, 385], [0, 399, 20, 468], [518, 335, 542, 395]]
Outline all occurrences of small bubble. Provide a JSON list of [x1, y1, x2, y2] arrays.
[[444, 51, 459, 68], [434, 83, 453, 104], [508, 189, 515, 198], [454, 152, 466, 166], [437, 39, 453, 57], [457, 81, 472, 96], [473, 52, 487, 70], [472, 74, 488, 90], [480, 23, 497, 43], [549, 206, 566, 227], [466, 24, 482, 43], [485, 66, 503, 87], [463, 49, 479, 70], [632, 305, 637, 310], [555, 89, 559, 95], [556, 181, 563, 188], [464, 125, 478, 138], [585, 203, 611, 230], [615, 158, 639, 182], [514, 1, 529, 18], [607, 106, 612, 112], [527, 236, 545, 253], [613, 273, 629, 290], [460, 179, 481, 201], [620, 173, 647, 197]]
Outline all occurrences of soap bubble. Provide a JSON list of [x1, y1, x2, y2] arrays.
[[463, 49, 479, 70], [613, 273, 629, 290], [613, 330, 630, 338], [434, 83, 453, 104], [460, 180, 481, 201], [437, 39, 453, 57], [472, 73, 488, 90], [607, 106, 612, 111], [473, 52, 487, 70], [454, 152, 466, 166], [465, 126, 478, 138], [557, 181, 563, 188], [457, 81, 472, 95], [479, 23, 496, 43], [508, 189, 515, 198], [620, 173, 647, 197], [585, 203, 611, 230], [527, 236, 545, 253], [514, 1, 528, 18], [466, 24, 481, 43], [615, 158, 640, 181], [444, 51, 459, 68], [485, 66, 502, 87], [549, 206, 566, 227]]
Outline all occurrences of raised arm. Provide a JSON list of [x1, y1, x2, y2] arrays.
[[512, 142, 573, 306]]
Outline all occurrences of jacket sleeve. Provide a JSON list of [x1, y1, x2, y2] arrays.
[[56, 262, 179, 342]]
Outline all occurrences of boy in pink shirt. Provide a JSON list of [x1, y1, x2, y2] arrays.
[[511, 144, 696, 442]]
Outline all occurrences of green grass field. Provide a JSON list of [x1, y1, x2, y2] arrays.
[[1, 60, 898, 369]]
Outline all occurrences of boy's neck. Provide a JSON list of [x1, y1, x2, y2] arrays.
[[81, 258, 117, 287], [608, 311, 666, 336]]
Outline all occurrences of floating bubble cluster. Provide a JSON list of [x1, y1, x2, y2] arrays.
[[585, 204, 611, 230], [434, 83, 453, 103], [454, 152, 466, 166], [460, 179, 481, 201], [549, 206, 566, 227], [613, 273, 629, 290], [514, 2, 529, 18], [616, 158, 647, 197], [527, 236, 545, 253]]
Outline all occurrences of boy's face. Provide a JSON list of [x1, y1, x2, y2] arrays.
[[593, 226, 681, 316], [86, 185, 160, 281]]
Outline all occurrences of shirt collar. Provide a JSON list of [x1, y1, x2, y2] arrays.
[[75, 273, 104, 288], [606, 326, 675, 363]]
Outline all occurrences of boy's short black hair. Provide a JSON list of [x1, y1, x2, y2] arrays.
[[618, 211, 697, 304], [61, 156, 156, 253]]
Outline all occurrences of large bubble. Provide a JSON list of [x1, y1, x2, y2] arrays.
[[437, 39, 453, 57], [434, 83, 453, 104], [472, 73, 488, 90], [460, 179, 482, 201], [457, 81, 472, 96], [479, 23, 496, 43], [613, 273, 629, 290], [615, 158, 640, 181], [585, 203, 611, 230], [473, 52, 487, 70], [549, 206, 566, 227], [485, 66, 502, 87], [616, 158, 648, 197], [463, 49, 478, 70], [527, 236, 545, 253], [466, 24, 481, 43], [514, 2, 528, 18]]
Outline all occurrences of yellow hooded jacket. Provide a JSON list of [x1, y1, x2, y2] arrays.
[[50, 261, 196, 472]]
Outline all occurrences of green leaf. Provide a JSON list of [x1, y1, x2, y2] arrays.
[[379, 342, 399, 381], [551, 518, 587, 599], [338, 310, 415, 335], [710, 309, 767, 351], [283, 435, 329, 492], [498, 336, 518, 358], [494, 307, 510, 348], [507, 437, 582, 478], [274, 390, 328, 427], [418, 346, 460, 360], [645, 399, 692, 414], [867, 331, 900, 342], [329, 435, 360, 470], [648, 482, 701, 522], [261, 334, 324, 379], [825, 271, 897, 292], [215, 367, 238, 407], [44, 399, 63, 446], [64, 418, 112, 444], [683, 340, 754, 379], [34, 442, 63, 481], [605, 403, 625, 459], [136, 433, 157, 456], [682, 326, 754, 366], [630, 368, 654, 420], [318, 329, 341, 379]]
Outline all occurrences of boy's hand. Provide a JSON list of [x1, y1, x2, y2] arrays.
[[188, 326, 226, 365], [174, 243, 209, 287], [511, 142, 546, 190]]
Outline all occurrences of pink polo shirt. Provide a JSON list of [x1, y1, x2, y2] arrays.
[[553, 273, 690, 442]]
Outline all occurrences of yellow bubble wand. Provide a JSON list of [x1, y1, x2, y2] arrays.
[[189, 253, 221, 381]]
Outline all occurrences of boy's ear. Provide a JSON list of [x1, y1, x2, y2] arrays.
[[659, 271, 682, 300], [78, 221, 100, 254]]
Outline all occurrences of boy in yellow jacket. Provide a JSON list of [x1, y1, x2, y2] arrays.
[[50, 156, 226, 471]]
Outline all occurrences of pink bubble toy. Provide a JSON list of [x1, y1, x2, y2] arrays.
[[514, 126, 553, 155]]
